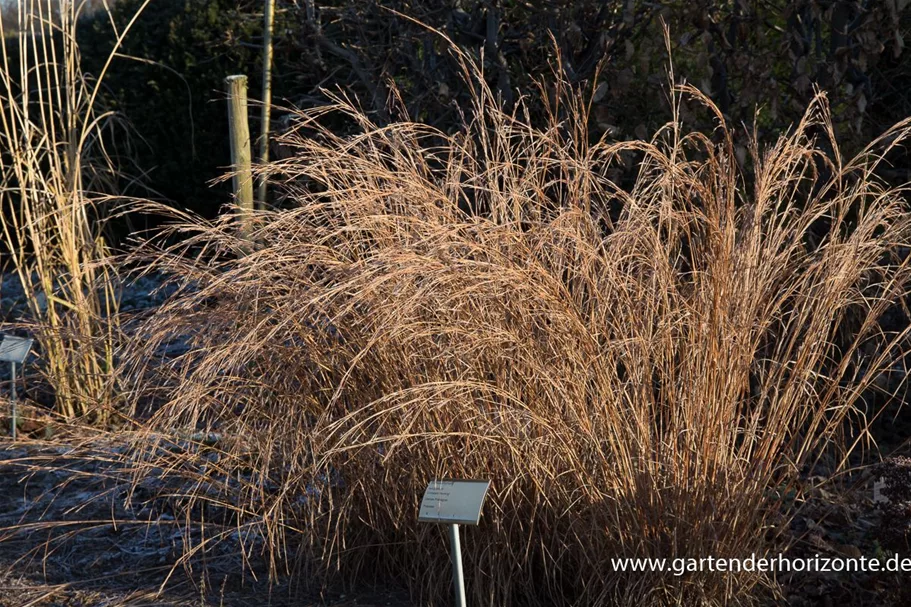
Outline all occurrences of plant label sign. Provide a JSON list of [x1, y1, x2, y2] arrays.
[[0, 335, 32, 364], [418, 479, 491, 525]]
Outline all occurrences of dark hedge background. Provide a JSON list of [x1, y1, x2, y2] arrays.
[[13, 0, 908, 221]]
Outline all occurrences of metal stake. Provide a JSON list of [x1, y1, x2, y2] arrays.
[[10, 361, 16, 440], [449, 523, 467, 607]]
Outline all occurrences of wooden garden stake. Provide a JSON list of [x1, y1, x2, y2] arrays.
[[226, 74, 254, 239]]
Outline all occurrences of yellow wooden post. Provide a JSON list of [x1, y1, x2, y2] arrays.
[[226, 74, 254, 238]]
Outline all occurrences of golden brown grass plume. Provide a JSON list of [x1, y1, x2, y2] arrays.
[[122, 41, 911, 606]]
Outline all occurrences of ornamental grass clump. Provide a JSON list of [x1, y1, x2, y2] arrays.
[[125, 43, 911, 606], [0, 0, 151, 421]]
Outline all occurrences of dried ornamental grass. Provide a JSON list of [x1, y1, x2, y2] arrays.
[[0, 0, 152, 420], [123, 46, 911, 606]]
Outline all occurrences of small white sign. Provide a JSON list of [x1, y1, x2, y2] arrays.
[[0, 335, 33, 364], [418, 479, 491, 525]]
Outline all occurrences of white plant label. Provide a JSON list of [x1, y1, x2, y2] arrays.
[[418, 479, 491, 525], [0, 335, 32, 364]]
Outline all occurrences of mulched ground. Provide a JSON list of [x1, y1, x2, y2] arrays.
[[0, 438, 412, 607], [2, 425, 911, 606]]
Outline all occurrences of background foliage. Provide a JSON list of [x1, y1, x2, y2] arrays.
[[77, 0, 263, 217], [74, 0, 911, 218]]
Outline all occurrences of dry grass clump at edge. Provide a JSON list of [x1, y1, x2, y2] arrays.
[[0, 0, 152, 421], [123, 43, 911, 606]]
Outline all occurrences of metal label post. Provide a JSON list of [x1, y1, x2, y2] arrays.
[[0, 335, 34, 440], [449, 522, 467, 607], [418, 479, 491, 607]]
